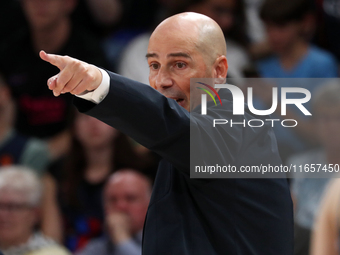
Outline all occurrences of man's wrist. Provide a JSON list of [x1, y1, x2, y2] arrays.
[[75, 68, 110, 104]]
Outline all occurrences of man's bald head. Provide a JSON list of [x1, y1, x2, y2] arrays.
[[104, 169, 152, 234], [105, 169, 152, 196], [151, 12, 226, 66]]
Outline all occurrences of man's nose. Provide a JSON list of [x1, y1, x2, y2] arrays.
[[155, 67, 173, 90]]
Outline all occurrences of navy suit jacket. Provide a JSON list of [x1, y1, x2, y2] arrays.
[[74, 71, 294, 255]]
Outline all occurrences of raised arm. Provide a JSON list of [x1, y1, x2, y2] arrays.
[[39, 51, 279, 177]]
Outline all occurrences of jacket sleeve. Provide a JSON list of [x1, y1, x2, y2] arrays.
[[74, 71, 190, 174]]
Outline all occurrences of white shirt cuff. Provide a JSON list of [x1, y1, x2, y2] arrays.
[[75, 68, 110, 104]]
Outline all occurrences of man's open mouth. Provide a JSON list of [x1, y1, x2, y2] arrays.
[[175, 98, 186, 107], [167, 96, 186, 107]]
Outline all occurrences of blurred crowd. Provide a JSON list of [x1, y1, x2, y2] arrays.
[[0, 0, 339, 254]]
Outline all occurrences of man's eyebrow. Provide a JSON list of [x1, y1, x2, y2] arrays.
[[146, 53, 158, 59], [167, 52, 192, 59], [145, 52, 192, 59]]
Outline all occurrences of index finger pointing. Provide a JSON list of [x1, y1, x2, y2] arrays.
[[39, 50, 67, 70]]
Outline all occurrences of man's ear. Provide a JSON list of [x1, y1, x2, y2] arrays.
[[213, 56, 228, 83]]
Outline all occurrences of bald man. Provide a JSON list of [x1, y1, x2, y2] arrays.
[[40, 12, 293, 255], [77, 170, 151, 255]]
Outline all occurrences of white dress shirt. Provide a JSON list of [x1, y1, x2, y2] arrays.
[[76, 68, 110, 104]]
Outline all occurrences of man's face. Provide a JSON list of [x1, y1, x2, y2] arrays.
[[265, 21, 303, 54], [74, 114, 119, 150], [104, 174, 150, 234], [0, 190, 37, 247], [147, 26, 213, 111]]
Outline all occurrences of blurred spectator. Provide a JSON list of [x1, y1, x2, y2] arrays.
[[251, 0, 338, 161], [311, 178, 340, 255], [0, 74, 63, 243], [0, 166, 70, 255], [72, 0, 123, 37], [258, 0, 338, 78], [118, 0, 250, 84], [288, 80, 340, 255], [0, 74, 49, 175], [302, 81, 340, 255], [0, 0, 109, 160], [76, 169, 151, 255], [48, 113, 156, 252]]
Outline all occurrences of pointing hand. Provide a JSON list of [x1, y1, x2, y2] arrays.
[[39, 50, 102, 97]]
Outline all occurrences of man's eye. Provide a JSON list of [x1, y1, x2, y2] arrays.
[[150, 63, 159, 70], [175, 62, 186, 69]]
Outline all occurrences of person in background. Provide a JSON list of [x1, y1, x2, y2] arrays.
[[72, 0, 123, 38], [0, 74, 64, 244], [76, 169, 151, 255], [301, 81, 340, 255], [0, 74, 49, 173], [288, 80, 340, 255], [251, 0, 338, 162], [48, 113, 156, 253], [311, 177, 340, 255], [0, 0, 109, 161], [258, 0, 337, 78], [0, 166, 70, 255]]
